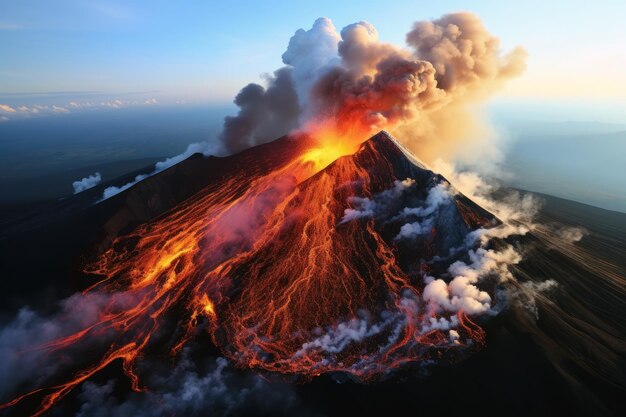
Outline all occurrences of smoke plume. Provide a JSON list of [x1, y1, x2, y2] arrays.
[[219, 67, 300, 154], [220, 12, 526, 162]]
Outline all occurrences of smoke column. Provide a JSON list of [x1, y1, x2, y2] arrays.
[[220, 12, 526, 161]]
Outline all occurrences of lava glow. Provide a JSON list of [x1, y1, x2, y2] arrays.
[[299, 130, 360, 171], [1, 128, 492, 416]]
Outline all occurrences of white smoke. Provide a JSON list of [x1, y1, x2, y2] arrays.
[[100, 141, 224, 200], [395, 219, 433, 240], [423, 245, 522, 316], [511, 279, 560, 320], [398, 183, 453, 218], [556, 226, 586, 243], [340, 178, 415, 223], [295, 316, 387, 356], [72, 172, 102, 194], [394, 182, 453, 240], [449, 329, 461, 344], [101, 173, 148, 200], [281, 17, 340, 108]]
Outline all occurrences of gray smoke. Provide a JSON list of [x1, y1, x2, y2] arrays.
[[74, 349, 320, 417], [219, 67, 300, 154]]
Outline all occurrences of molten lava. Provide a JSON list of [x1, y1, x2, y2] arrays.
[[2, 129, 497, 416]]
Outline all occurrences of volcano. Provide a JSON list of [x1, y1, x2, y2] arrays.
[[1, 132, 625, 417]]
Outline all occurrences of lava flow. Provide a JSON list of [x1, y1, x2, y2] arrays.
[[2, 129, 507, 416]]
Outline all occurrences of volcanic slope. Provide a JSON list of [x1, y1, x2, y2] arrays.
[[76, 131, 503, 380], [211, 131, 500, 376], [1, 131, 625, 417], [0, 131, 511, 417]]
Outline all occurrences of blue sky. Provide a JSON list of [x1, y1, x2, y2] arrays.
[[1, 0, 626, 111]]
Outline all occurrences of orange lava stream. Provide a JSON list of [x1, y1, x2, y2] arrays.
[[2, 127, 485, 415]]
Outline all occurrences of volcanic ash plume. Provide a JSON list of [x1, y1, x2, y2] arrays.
[[220, 12, 526, 161]]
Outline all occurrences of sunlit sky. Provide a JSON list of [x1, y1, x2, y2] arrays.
[[1, 0, 626, 120]]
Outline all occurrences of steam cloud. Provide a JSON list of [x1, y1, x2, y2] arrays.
[[100, 141, 222, 200], [73, 172, 102, 194]]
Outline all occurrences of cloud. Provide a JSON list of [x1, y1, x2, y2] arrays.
[[0, 104, 17, 113], [52, 105, 69, 113], [73, 172, 102, 194], [0, 98, 162, 122]]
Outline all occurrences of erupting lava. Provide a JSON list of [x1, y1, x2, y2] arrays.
[[299, 127, 362, 171], [2, 130, 506, 416]]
